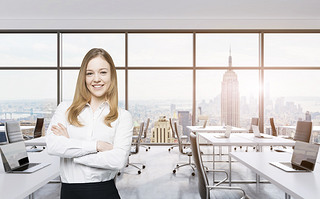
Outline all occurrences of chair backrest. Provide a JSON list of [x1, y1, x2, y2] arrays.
[[33, 118, 44, 138], [250, 117, 259, 133], [133, 122, 144, 154], [294, 121, 312, 143], [169, 118, 176, 138], [143, 118, 150, 138], [270, 118, 277, 136], [5, 121, 24, 143], [190, 132, 208, 199], [173, 122, 185, 154]]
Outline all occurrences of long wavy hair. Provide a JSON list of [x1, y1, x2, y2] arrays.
[[67, 48, 118, 127]]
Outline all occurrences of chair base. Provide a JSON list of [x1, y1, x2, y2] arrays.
[[119, 163, 146, 175], [172, 155, 196, 176]]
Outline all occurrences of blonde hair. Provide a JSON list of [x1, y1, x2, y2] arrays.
[[67, 48, 118, 127]]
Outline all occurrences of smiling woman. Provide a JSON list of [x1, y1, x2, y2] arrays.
[[46, 48, 133, 199]]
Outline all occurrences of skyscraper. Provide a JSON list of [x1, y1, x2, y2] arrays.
[[150, 116, 175, 143], [221, 48, 240, 127]]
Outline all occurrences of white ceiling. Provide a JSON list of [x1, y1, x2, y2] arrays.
[[1, 0, 320, 29]]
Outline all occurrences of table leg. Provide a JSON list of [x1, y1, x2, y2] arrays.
[[256, 174, 260, 193], [285, 193, 291, 199], [213, 145, 215, 184], [228, 145, 231, 186]]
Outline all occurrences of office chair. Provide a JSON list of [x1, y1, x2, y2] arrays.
[[24, 118, 44, 140], [5, 121, 24, 143], [270, 118, 278, 137], [172, 122, 196, 176], [168, 118, 188, 152], [120, 122, 146, 175], [190, 132, 248, 199], [140, 118, 151, 151], [294, 121, 312, 143]]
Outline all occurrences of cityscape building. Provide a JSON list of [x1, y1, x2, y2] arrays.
[[221, 48, 240, 127], [150, 116, 175, 143]]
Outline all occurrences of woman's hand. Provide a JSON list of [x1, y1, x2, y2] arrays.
[[51, 123, 70, 138], [96, 141, 113, 152]]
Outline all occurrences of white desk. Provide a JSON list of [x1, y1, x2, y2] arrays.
[[234, 133, 295, 150], [0, 150, 60, 199], [25, 137, 47, 146], [230, 152, 320, 199], [198, 133, 296, 185], [187, 126, 248, 133], [0, 125, 35, 131]]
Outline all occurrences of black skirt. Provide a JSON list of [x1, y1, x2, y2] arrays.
[[61, 179, 121, 199]]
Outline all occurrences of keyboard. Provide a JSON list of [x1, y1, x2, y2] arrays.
[[13, 163, 39, 171]]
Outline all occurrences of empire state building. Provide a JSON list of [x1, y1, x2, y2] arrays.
[[221, 49, 240, 127]]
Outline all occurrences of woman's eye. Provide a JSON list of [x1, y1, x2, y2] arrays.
[[101, 71, 107, 75], [86, 72, 93, 76]]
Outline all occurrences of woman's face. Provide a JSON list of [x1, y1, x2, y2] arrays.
[[85, 56, 111, 102]]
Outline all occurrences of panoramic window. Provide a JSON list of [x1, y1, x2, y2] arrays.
[[128, 33, 193, 67], [0, 33, 57, 67], [62, 33, 125, 67], [196, 33, 259, 67]]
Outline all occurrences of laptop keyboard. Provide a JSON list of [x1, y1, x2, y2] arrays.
[[13, 163, 39, 171], [281, 162, 306, 170]]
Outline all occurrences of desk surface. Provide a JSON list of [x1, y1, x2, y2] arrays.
[[187, 126, 248, 133], [0, 125, 35, 131], [199, 133, 295, 147], [230, 152, 320, 199], [0, 150, 60, 199], [25, 136, 47, 146], [199, 133, 256, 146]]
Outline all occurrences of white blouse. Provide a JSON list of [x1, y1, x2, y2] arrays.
[[46, 101, 133, 183]]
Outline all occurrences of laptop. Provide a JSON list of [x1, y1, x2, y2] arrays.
[[270, 141, 319, 172], [197, 120, 207, 129], [0, 130, 9, 145], [252, 125, 272, 139], [0, 141, 50, 173], [214, 125, 232, 138]]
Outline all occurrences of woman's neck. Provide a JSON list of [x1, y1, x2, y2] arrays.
[[89, 98, 107, 112]]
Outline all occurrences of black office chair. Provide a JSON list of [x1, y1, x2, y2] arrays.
[[190, 132, 247, 199], [24, 118, 44, 140], [172, 122, 196, 176], [25, 118, 45, 152]]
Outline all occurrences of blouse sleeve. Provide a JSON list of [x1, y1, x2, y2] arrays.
[[46, 102, 97, 158], [73, 110, 133, 170]]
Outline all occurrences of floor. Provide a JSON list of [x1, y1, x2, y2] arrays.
[[27, 145, 288, 199]]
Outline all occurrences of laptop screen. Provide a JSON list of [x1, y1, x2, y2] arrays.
[[292, 141, 319, 171], [0, 141, 28, 169], [0, 131, 8, 145]]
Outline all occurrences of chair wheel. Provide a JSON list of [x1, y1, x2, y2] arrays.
[[168, 148, 171, 151], [138, 170, 141, 174], [126, 165, 129, 167], [234, 147, 237, 151], [173, 169, 176, 173], [117, 172, 121, 176], [148, 147, 151, 149], [245, 150, 248, 152], [192, 172, 195, 176], [142, 165, 146, 169], [146, 149, 148, 151]]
